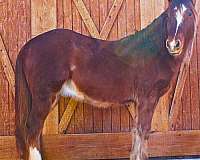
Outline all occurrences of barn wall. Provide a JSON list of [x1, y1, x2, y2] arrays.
[[0, 0, 200, 136], [173, 26, 200, 131], [0, 0, 30, 136]]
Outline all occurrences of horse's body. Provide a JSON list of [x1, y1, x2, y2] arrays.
[[15, 0, 197, 160]]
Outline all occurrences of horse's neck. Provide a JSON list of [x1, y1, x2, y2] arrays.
[[117, 13, 167, 57]]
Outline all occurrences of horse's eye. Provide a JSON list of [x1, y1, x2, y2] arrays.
[[187, 11, 192, 16]]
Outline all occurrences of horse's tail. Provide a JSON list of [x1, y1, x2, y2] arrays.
[[15, 49, 31, 159]]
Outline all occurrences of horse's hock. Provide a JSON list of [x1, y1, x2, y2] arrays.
[[0, 0, 200, 159]]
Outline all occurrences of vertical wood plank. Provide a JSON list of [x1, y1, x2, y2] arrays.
[[31, 0, 57, 37], [154, 0, 164, 17], [140, 0, 152, 29], [0, 66, 9, 135], [72, 0, 82, 33], [31, 0, 58, 135], [0, 4, 8, 133], [7, 0, 19, 65], [172, 100, 183, 131], [0, 1, 9, 49], [126, 0, 135, 35], [67, 110, 75, 134], [196, 25, 200, 130], [134, 0, 141, 31], [84, 105, 94, 133], [63, 0, 73, 29], [57, 0, 64, 28], [182, 74, 192, 130], [190, 37, 200, 130], [74, 103, 84, 133], [107, 0, 118, 41], [0, 0, 30, 135]]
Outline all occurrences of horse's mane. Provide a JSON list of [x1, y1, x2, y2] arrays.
[[118, 12, 168, 57]]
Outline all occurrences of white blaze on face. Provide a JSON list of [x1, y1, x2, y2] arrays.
[[175, 4, 187, 36], [29, 147, 42, 160]]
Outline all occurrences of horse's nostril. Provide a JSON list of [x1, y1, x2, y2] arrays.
[[166, 40, 170, 48], [175, 40, 181, 48]]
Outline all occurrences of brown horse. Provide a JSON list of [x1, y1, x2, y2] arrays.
[[15, 0, 197, 159]]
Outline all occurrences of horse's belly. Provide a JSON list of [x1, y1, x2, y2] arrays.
[[59, 80, 114, 107]]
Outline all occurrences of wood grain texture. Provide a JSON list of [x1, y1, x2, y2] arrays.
[[63, 0, 72, 29], [0, 0, 31, 136], [74, 103, 84, 133], [100, 0, 124, 39], [31, 0, 57, 37], [57, 0, 64, 28], [134, 0, 141, 31], [189, 37, 199, 130], [0, 35, 15, 95], [0, 65, 9, 135], [3, 131, 200, 159], [182, 75, 192, 130], [197, 25, 200, 130], [73, 0, 100, 38], [59, 99, 78, 133]]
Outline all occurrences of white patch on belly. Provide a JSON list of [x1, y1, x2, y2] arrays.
[[29, 147, 42, 160], [60, 80, 84, 100]]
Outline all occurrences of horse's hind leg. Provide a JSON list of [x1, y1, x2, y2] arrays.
[[26, 93, 57, 160]]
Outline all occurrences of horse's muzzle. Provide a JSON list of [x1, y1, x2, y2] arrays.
[[166, 39, 183, 55]]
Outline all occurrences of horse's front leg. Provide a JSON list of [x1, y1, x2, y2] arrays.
[[130, 97, 158, 160], [130, 127, 148, 160]]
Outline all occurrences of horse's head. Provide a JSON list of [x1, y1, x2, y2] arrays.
[[165, 0, 197, 56]]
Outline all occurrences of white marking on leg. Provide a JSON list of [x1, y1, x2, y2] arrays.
[[175, 4, 187, 36], [134, 132, 142, 160], [29, 147, 42, 160]]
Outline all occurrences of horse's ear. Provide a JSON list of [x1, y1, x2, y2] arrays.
[[192, 0, 196, 5]]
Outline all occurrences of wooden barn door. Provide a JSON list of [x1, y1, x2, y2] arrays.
[[0, 0, 30, 137], [1, 0, 200, 159]]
